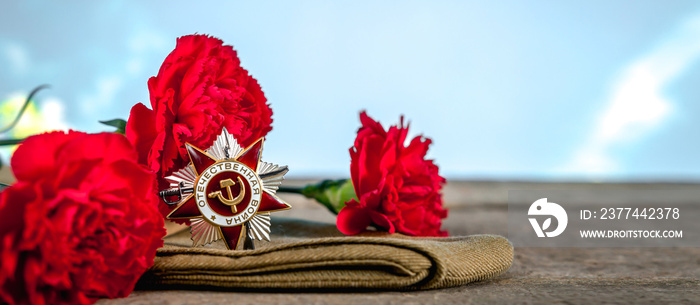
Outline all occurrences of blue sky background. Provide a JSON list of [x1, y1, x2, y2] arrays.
[[2, 1, 700, 180]]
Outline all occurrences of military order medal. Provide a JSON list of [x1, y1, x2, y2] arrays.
[[159, 128, 290, 250]]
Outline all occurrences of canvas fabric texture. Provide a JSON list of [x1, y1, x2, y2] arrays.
[[137, 218, 513, 290]]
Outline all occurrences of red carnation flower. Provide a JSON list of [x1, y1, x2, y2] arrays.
[[126, 34, 273, 219], [337, 112, 448, 237], [0, 131, 165, 305]]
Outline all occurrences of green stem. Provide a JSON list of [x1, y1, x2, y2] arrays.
[[0, 138, 24, 146], [0, 85, 50, 134], [277, 186, 304, 194]]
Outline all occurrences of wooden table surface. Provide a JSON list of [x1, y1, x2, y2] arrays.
[[88, 180, 700, 304]]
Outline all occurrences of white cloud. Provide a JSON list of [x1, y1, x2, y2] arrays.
[[78, 28, 168, 119], [564, 14, 700, 175], [79, 76, 124, 117], [126, 29, 169, 76], [128, 29, 168, 53], [126, 58, 143, 75], [4, 42, 29, 75], [40, 97, 70, 131]]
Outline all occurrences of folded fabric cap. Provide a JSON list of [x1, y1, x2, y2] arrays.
[[138, 218, 513, 290]]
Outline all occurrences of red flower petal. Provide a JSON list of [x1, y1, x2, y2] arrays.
[[1, 132, 165, 305], [368, 210, 395, 233], [342, 112, 448, 237], [58, 133, 137, 165], [126, 34, 273, 220], [11, 131, 83, 182], [356, 134, 385, 196], [336, 204, 372, 235], [126, 103, 158, 169]]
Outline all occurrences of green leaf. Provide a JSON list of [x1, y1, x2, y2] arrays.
[[300, 179, 357, 214], [99, 119, 127, 134], [0, 138, 24, 146]]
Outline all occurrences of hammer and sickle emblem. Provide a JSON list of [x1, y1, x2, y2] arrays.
[[208, 177, 246, 213]]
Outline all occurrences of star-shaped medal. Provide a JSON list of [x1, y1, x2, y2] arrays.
[[162, 128, 290, 250]]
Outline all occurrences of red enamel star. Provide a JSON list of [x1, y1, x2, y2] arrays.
[[163, 128, 290, 250]]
